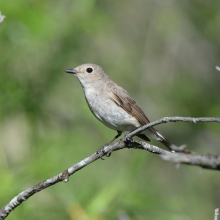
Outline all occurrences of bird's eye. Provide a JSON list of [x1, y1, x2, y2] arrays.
[[86, 68, 93, 73]]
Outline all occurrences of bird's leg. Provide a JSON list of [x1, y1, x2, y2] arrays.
[[96, 131, 122, 159], [124, 131, 135, 147], [106, 131, 122, 145]]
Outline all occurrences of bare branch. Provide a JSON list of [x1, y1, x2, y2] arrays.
[[161, 152, 220, 170], [0, 152, 102, 219], [214, 208, 219, 220], [126, 117, 220, 139], [0, 116, 220, 219], [0, 139, 172, 219]]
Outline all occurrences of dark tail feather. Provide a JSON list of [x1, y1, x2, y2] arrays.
[[155, 131, 173, 150], [136, 133, 150, 141], [135, 127, 173, 151]]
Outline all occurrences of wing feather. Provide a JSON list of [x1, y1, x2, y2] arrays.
[[106, 82, 150, 125], [106, 81, 173, 149]]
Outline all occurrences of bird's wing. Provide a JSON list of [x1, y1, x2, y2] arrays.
[[106, 82, 174, 149], [106, 82, 151, 125]]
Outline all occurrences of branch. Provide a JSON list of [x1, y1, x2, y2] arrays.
[[161, 152, 220, 170], [0, 137, 173, 219], [0, 151, 102, 220], [0, 116, 220, 219], [126, 116, 220, 139], [214, 208, 219, 220]]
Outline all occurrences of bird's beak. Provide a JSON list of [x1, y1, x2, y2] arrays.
[[65, 68, 77, 74]]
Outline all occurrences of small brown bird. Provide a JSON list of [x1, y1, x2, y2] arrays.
[[66, 63, 173, 150]]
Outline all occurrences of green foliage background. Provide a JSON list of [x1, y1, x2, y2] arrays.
[[0, 0, 220, 219]]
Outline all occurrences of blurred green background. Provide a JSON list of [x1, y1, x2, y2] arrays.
[[1, 0, 220, 219]]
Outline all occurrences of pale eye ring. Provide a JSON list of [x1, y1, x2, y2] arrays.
[[86, 68, 93, 73]]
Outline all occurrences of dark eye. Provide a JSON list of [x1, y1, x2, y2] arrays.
[[86, 67, 93, 73]]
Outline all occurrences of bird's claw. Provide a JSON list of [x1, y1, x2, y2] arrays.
[[124, 136, 135, 148], [96, 146, 113, 160], [96, 147, 105, 160]]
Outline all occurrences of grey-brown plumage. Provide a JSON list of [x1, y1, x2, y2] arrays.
[[66, 63, 173, 150]]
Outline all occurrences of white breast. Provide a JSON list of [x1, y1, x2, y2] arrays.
[[84, 87, 140, 131]]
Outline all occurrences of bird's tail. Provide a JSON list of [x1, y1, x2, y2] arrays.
[[136, 127, 174, 151], [141, 128, 174, 151], [154, 130, 173, 150]]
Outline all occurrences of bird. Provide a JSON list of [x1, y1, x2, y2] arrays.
[[65, 63, 174, 151]]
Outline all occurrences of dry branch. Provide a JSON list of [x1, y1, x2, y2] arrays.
[[214, 208, 219, 220], [0, 116, 220, 219]]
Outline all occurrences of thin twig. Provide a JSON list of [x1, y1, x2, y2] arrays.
[[0, 152, 102, 220], [126, 117, 220, 139], [161, 152, 220, 170], [214, 208, 219, 220]]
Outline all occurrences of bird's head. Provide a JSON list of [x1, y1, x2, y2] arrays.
[[66, 63, 108, 87]]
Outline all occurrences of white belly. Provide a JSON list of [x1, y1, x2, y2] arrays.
[[84, 88, 140, 131]]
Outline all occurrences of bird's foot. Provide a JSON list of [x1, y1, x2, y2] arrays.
[[96, 145, 112, 160], [124, 136, 135, 148], [124, 137, 145, 150], [96, 146, 105, 160]]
